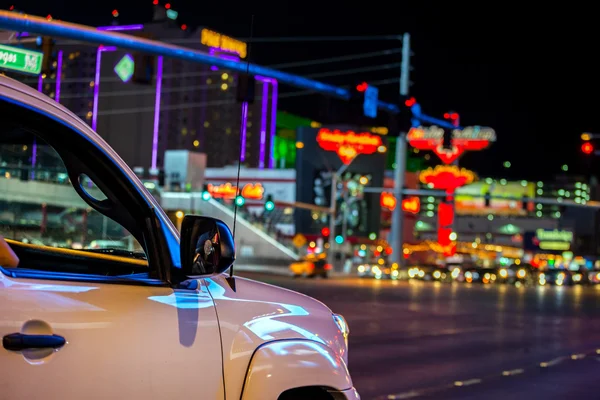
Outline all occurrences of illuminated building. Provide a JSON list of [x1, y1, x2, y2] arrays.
[[7, 19, 276, 171]]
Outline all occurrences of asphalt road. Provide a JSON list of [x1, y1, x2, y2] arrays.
[[239, 273, 600, 400]]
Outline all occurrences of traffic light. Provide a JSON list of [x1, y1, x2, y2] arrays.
[[201, 184, 211, 201], [264, 194, 275, 212], [132, 32, 156, 85], [582, 142, 594, 155], [484, 191, 491, 207], [334, 235, 344, 244], [40, 36, 55, 76], [234, 195, 245, 207], [236, 73, 255, 103], [443, 111, 460, 127], [321, 227, 330, 238]]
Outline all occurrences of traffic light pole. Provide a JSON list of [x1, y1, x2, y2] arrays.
[[390, 32, 411, 266], [327, 160, 354, 270]]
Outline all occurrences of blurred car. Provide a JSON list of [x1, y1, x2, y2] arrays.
[[408, 264, 452, 282], [290, 253, 331, 278], [498, 264, 537, 286], [357, 262, 405, 280], [460, 267, 498, 284], [588, 269, 600, 284], [537, 269, 572, 286]]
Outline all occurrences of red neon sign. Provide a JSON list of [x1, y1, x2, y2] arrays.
[[380, 192, 397, 211], [407, 125, 496, 164], [401, 196, 420, 214], [419, 165, 475, 193], [317, 128, 383, 164], [208, 182, 265, 200]]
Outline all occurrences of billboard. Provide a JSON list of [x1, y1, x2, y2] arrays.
[[455, 181, 536, 216]]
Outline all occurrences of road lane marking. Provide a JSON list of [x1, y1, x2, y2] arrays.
[[387, 390, 421, 399], [454, 378, 482, 387], [502, 368, 524, 376], [540, 356, 566, 368]]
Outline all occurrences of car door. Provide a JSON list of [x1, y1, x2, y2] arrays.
[[0, 79, 225, 399]]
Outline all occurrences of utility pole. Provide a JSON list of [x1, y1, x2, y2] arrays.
[[390, 32, 411, 265]]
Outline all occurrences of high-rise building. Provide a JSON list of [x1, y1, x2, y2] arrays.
[[3, 13, 278, 173]]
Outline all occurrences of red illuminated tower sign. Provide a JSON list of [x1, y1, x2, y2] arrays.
[[407, 125, 496, 164], [316, 128, 383, 164], [419, 165, 476, 256]]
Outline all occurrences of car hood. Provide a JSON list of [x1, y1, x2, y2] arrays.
[[204, 274, 348, 393]]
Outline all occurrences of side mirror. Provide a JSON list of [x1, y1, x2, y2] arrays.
[[180, 215, 235, 277]]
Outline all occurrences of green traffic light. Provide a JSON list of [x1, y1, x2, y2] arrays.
[[265, 201, 275, 211], [235, 195, 245, 206], [201, 191, 211, 201], [335, 235, 344, 244]]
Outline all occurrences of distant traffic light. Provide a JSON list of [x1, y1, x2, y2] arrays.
[[582, 142, 594, 155], [443, 111, 460, 127], [235, 195, 245, 207], [321, 227, 330, 237], [264, 194, 275, 212], [201, 184, 211, 201], [334, 235, 344, 244], [40, 36, 54, 75]]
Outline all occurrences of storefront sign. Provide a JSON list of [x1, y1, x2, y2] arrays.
[[316, 128, 383, 164], [201, 28, 247, 58], [208, 182, 264, 200], [408, 125, 496, 164], [524, 229, 573, 252]]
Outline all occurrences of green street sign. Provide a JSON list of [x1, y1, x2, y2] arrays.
[[114, 54, 135, 83], [0, 44, 43, 75]]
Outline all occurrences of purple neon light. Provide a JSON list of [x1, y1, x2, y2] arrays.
[[258, 80, 268, 169], [97, 24, 144, 31], [31, 75, 43, 177], [151, 56, 164, 170], [240, 102, 248, 162], [92, 46, 116, 131], [268, 79, 278, 168], [55, 50, 63, 102]]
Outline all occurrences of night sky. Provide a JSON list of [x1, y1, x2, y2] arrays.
[[3, 2, 597, 181]]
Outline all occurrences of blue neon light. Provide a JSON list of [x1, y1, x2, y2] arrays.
[[0, 12, 460, 129]]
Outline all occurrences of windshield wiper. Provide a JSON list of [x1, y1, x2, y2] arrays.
[[80, 248, 147, 260]]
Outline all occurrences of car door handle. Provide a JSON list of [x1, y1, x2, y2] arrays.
[[3, 333, 66, 351]]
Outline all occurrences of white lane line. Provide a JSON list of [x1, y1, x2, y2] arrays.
[[387, 390, 422, 399], [540, 356, 566, 368], [454, 378, 482, 387], [502, 368, 524, 376]]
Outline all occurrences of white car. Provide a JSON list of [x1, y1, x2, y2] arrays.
[[0, 75, 358, 400]]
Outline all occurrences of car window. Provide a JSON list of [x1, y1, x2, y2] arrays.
[[0, 125, 146, 265]]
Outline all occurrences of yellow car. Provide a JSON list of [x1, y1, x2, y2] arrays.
[[290, 253, 331, 278]]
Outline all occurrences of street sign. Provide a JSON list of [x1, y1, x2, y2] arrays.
[[0, 44, 43, 75], [114, 54, 135, 83], [363, 85, 378, 118], [292, 233, 307, 248]]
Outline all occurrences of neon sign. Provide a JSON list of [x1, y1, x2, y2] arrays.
[[208, 182, 264, 200], [201, 29, 247, 58], [241, 183, 264, 200], [401, 197, 420, 214], [380, 192, 397, 211], [316, 128, 383, 164], [407, 125, 496, 164], [419, 165, 476, 193]]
